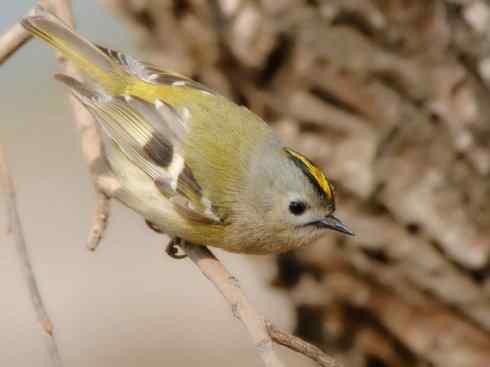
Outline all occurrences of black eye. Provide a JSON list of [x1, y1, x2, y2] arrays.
[[289, 201, 307, 216]]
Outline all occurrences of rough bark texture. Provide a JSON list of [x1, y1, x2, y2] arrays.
[[102, 1, 490, 366]]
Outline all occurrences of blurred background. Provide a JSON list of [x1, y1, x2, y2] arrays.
[[1, 1, 490, 367]]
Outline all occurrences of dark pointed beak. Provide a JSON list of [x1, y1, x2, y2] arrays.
[[312, 215, 354, 236]]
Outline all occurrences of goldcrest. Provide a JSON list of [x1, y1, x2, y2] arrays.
[[22, 7, 353, 255]]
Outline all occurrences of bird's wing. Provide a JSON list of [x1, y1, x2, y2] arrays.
[[56, 74, 221, 225], [96, 45, 216, 94], [21, 5, 232, 224]]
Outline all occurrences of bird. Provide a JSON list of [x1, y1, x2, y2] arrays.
[[22, 6, 353, 255]]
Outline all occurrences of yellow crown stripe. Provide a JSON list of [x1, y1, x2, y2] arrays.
[[285, 148, 333, 199]]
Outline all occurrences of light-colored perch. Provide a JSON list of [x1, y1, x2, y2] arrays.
[[182, 242, 341, 367], [182, 242, 285, 367]]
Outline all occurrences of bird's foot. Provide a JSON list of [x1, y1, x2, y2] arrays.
[[166, 238, 187, 259]]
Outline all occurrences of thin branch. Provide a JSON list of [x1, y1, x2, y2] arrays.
[[50, 0, 116, 251], [182, 242, 284, 367], [266, 321, 341, 367], [181, 243, 341, 367], [0, 21, 31, 66], [87, 190, 111, 251], [0, 146, 63, 367], [0, 0, 115, 250], [0, 3, 50, 65]]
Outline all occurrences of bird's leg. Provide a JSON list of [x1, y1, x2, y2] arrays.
[[145, 220, 187, 259], [166, 237, 187, 259]]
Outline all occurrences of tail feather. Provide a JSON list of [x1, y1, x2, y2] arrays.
[[54, 73, 108, 104], [22, 6, 115, 86]]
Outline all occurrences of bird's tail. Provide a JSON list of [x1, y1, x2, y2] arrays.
[[21, 6, 121, 92]]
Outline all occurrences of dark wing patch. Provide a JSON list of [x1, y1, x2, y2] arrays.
[[143, 131, 174, 168], [179, 165, 202, 196]]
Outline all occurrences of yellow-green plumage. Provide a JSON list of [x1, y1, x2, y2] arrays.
[[22, 6, 351, 254]]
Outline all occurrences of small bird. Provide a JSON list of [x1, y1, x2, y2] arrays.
[[22, 7, 353, 255]]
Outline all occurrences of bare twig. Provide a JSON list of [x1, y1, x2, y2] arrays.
[[0, 21, 31, 65], [266, 321, 341, 367], [0, 0, 115, 250], [50, 0, 115, 251], [182, 243, 284, 367], [0, 146, 63, 367], [87, 190, 111, 251], [182, 242, 341, 367], [0, 3, 50, 65]]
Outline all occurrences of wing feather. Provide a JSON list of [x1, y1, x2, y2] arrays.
[[96, 45, 216, 94], [55, 74, 219, 223]]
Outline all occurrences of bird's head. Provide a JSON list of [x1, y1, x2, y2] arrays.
[[233, 145, 354, 253]]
